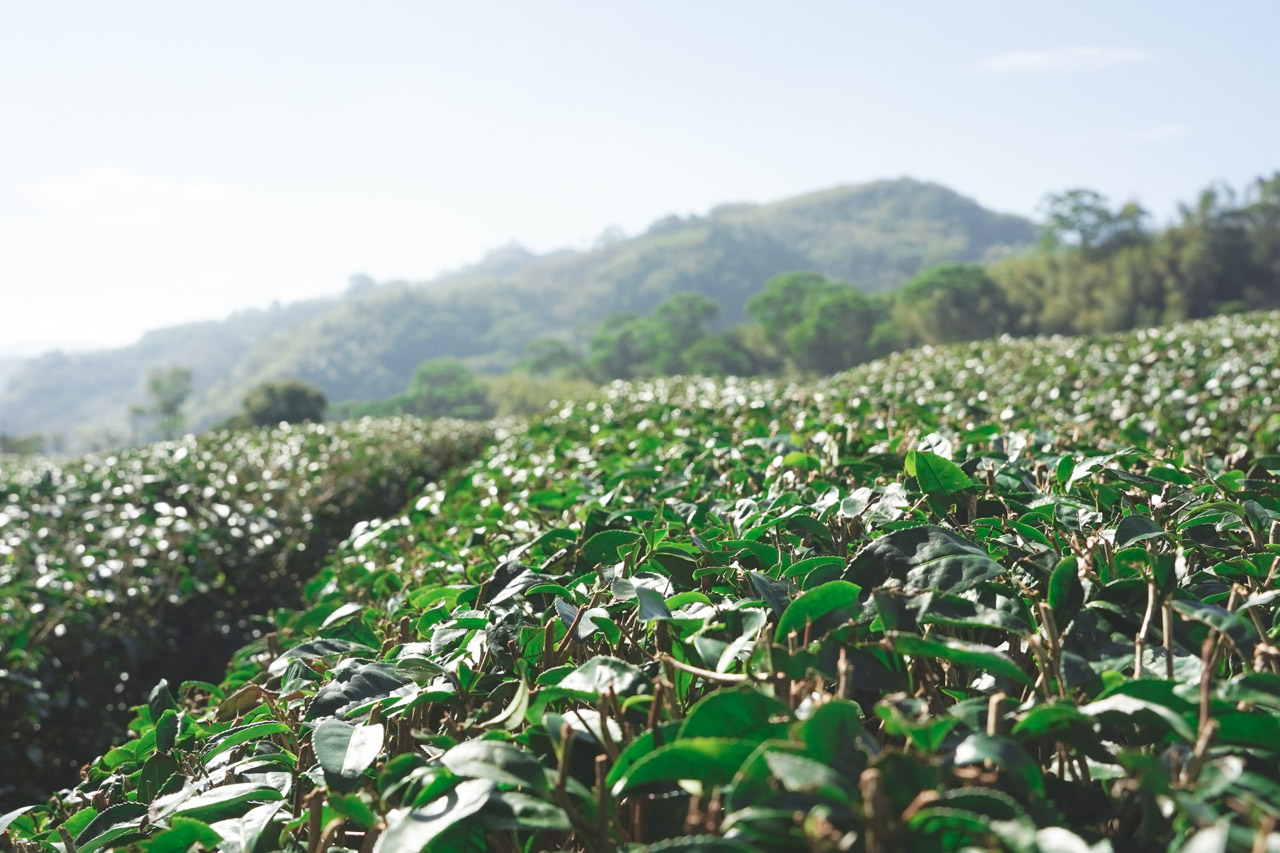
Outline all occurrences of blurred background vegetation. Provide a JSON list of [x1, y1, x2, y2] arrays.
[[3, 172, 1279, 451]]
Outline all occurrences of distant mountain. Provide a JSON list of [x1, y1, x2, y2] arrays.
[[0, 299, 339, 447], [0, 358, 21, 396], [0, 178, 1035, 445]]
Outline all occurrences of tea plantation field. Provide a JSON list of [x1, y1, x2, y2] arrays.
[[3, 312, 1280, 852]]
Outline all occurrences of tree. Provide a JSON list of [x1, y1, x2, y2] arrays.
[[1038, 189, 1150, 258], [1038, 189, 1115, 254], [651, 292, 720, 374], [593, 225, 627, 250], [586, 293, 727, 380], [520, 338, 586, 377], [145, 367, 193, 440], [685, 325, 782, 377], [405, 359, 494, 419], [786, 288, 883, 374], [893, 264, 1014, 345], [242, 379, 327, 427], [0, 431, 44, 456], [587, 313, 657, 381], [747, 272, 838, 347]]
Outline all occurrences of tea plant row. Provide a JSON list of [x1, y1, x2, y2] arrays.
[[0, 418, 490, 805]]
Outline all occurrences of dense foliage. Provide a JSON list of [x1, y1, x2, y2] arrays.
[[335, 361, 497, 422], [241, 381, 328, 428], [3, 311, 1279, 851], [0, 418, 490, 806]]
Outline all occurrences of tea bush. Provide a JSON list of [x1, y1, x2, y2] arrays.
[[3, 312, 1280, 851]]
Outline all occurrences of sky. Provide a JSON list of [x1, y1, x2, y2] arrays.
[[2, 1, 1278, 356]]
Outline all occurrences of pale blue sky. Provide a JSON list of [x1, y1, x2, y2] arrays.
[[2, 1, 1277, 355]]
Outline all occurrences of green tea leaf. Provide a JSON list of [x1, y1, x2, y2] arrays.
[[846, 525, 1003, 593], [680, 688, 792, 742], [774, 580, 861, 643], [1114, 514, 1164, 549], [582, 530, 642, 566], [375, 779, 494, 853], [612, 737, 756, 795], [314, 718, 385, 793], [139, 817, 223, 853], [889, 633, 1031, 686], [906, 450, 973, 499], [441, 741, 549, 794]]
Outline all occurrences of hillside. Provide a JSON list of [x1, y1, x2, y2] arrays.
[[3, 310, 1278, 846], [0, 178, 1035, 445]]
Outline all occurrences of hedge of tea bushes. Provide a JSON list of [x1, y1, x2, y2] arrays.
[[0, 417, 490, 805]]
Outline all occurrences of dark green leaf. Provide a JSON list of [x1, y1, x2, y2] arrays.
[[154, 709, 179, 754], [75, 803, 148, 852], [845, 525, 1003, 593], [207, 801, 286, 853], [1172, 600, 1259, 655], [952, 734, 1045, 796], [889, 633, 1031, 685], [582, 530, 642, 566], [554, 655, 644, 699], [637, 586, 674, 621], [1114, 514, 1164, 549], [680, 688, 792, 742], [476, 792, 572, 832], [139, 817, 223, 853], [267, 638, 374, 677], [1047, 557, 1083, 627], [204, 721, 292, 764], [376, 779, 494, 853], [612, 737, 756, 795], [148, 679, 178, 721], [774, 580, 861, 643], [305, 662, 411, 720], [328, 792, 378, 829], [761, 750, 850, 798], [314, 719, 385, 793], [155, 783, 285, 824], [747, 571, 790, 617], [1213, 712, 1280, 752], [441, 741, 549, 793], [796, 698, 879, 758]]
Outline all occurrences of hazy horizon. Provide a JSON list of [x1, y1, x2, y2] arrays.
[[4, 1, 1278, 356], [0, 175, 1023, 357]]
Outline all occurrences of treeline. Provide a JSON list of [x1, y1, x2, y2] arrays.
[[530, 173, 1280, 382], [996, 177, 1280, 334]]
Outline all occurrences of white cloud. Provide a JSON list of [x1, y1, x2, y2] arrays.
[[29, 167, 231, 224], [973, 46, 1153, 73]]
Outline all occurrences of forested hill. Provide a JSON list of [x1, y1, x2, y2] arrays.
[[0, 178, 1034, 444]]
